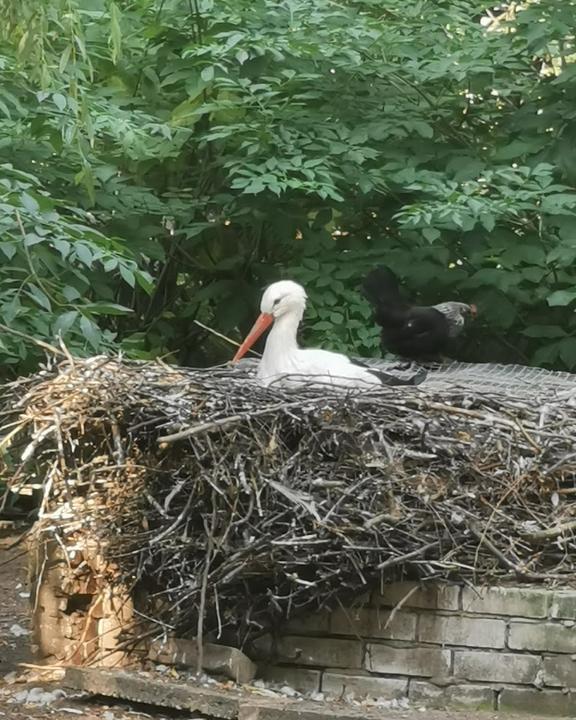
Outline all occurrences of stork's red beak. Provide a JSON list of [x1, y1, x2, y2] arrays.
[[232, 312, 274, 362], [470, 304, 478, 318]]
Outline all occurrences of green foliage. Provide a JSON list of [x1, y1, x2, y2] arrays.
[[0, 0, 576, 371], [0, 163, 151, 370]]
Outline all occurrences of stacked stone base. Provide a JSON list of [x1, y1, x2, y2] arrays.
[[257, 583, 576, 716]]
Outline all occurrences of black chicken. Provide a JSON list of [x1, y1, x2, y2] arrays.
[[361, 266, 476, 361]]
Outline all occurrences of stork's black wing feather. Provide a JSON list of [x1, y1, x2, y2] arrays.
[[349, 358, 427, 386]]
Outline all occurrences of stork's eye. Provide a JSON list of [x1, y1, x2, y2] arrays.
[[272, 297, 281, 307]]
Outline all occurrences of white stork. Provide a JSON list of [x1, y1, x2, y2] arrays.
[[232, 280, 425, 389]]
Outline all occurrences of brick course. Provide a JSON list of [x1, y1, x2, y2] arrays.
[[453, 650, 540, 684], [509, 622, 576, 654], [461, 586, 549, 618], [408, 681, 494, 709], [372, 582, 459, 611], [365, 643, 451, 677], [418, 613, 506, 648], [329, 608, 416, 641], [322, 670, 407, 700], [256, 581, 576, 717]]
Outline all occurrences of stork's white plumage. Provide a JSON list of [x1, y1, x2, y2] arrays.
[[232, 280, 424, 389]]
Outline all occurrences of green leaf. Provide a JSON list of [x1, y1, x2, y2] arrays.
[[62, 285, 82, 302], [59, 46, 72, 74], [52, 93, 67, 112], [120, 265, 136, 287], [75, 244, 94, 267], [83, 302, 133, 315], [54, 310, 79, 336], [24, 233, 44, 247], [533, 343, 561, 366], [53, 239, 71, 258], [135, 270, 154, 294], [201, 66, 214, 83], [26, 284, 52, 311], [20, 192, 40, 213], [422, 227, 440, 242], [523, 326, 567, 339], [109, 2, 123, 65], [559, 338, 576, 369], [80, 316, 101, 349], [541, 193, 576, 214], [0, 243, 17, 259], [1, 297, 20, 323], [479, 214, 495, 232], [547, 290, 576, 307]]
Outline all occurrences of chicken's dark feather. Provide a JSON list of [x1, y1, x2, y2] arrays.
[[361, 267, 461, 360]]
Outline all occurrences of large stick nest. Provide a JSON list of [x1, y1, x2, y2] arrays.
[[2, 356, 576, 649]]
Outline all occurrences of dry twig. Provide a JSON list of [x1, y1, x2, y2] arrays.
[[2, 356, 576, 649]]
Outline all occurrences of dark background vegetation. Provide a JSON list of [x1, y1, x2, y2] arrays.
[[0, 0, 575, 375]]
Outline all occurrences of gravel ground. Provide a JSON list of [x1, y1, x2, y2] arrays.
[[0, 531, 556, 720]]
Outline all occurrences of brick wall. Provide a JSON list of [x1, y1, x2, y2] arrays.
[[255, 582, 576, 716]]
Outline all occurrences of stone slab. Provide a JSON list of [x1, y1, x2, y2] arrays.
[[499, 686, 576, 716], [542, 655, 576, 688], [418, 613, 506, 648], [372, 582, 460, 611], [365, 643, 450, 677], [408, 680, 494, 710], [255, 636, 362, 669], [63, 667, 240, 718], [453, 650, 540, 684], [259, 665, 321, 693], [237, 701, 398, 720], [509, 621, 576, 653], [550, 591, 576, 621], [461, 586, 549, 618], [148, 637, 256, 683], [322, 670, 407, 700], [329, 608, 416, 641], [65, 668, 386, 720]]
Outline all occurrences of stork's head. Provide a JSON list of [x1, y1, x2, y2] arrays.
[[232, 280, 307, 362], [260, 280, 307, 318]]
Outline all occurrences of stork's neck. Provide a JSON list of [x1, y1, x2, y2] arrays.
[[263, 308, 302, 361]]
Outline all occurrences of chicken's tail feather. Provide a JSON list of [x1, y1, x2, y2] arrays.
[[361, 266, 406, 310]]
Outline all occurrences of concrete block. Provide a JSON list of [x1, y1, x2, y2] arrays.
[[461, 586, 549, 618], [499, 686, 576, 716], [148, 638, 256, 684], [322, 670, 407, 700], [372, 582, 459, 611], [329, 608, 416, 641], [365, 643, 450, 677], [238, 700, 392, 720], [409, 681, 494, 710], [509, 621, 576, 653], [453, 650, 540, 684], [259, 666, 321, 693], [64, 667, 239, 718], [66, 667, 377, 720], [418, 613, 506, 648], [542, 655, 576, 688], [255, 636, 362, 669], [550, 591, 576, 620]]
